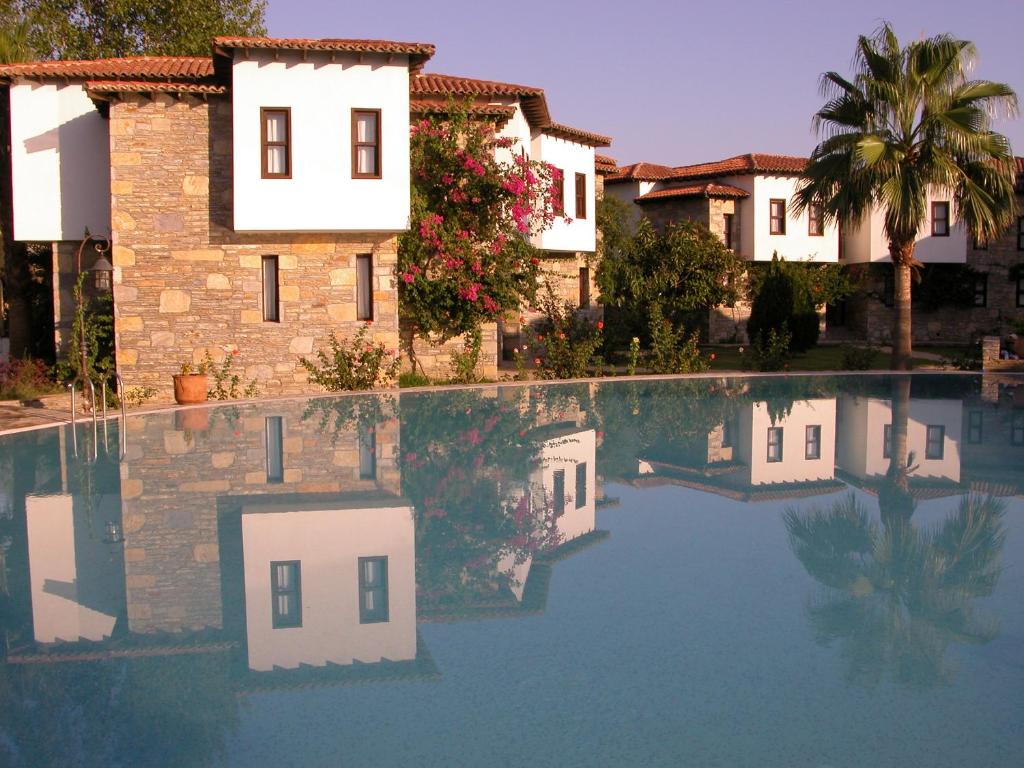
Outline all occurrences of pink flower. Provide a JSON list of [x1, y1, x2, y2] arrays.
[[403, 272, 415, 283]]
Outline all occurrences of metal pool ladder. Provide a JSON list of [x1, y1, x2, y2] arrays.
[[69, 373, 127, 460]]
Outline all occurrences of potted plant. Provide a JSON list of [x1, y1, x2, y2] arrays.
[[173, 359, 210, 405]]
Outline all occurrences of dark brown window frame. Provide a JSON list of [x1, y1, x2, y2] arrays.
[[270, 560, 301, 628], [925, 424, 945, 460], [575, 462, 587, 509], [767, 426, 784, 463], [808, 203, 824, 236], [351, 108, 382, 179], [574, 172, 587, 220], [553, 468, 566, 515], [358, 556, 389, 624], [260, 107, 291, 179], [769, 199, 786, 235], [579, 266, 590, 308], [356, 253, 374, 321], [805, 424, 822, 460], [262, 255, 280, 322], [723, 212, 734, 250], [265, 415, 284, 484], [931, 201, 950, 237]]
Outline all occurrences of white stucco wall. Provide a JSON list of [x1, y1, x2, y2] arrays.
[[530, 134, 596, 253], [532, 427, 597, 543], [8, 81, 111, 242], [494, 100, 532, 167], [836, 396, 963, 482], [748, 175, 839, 262], [603, 180, 645, 225], [735, 399, 837, 485], [231, 52, 411, 232], [241, 502, 416, 671], [841, 192, 967, 264]]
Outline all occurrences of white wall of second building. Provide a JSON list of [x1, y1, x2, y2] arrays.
[[841, 192, 968, 264], [241, 503, 416, 671], [231, 52, 411, 232], [749, 175, 840, 262], [8, 81, 111, 242], [736, 399, 837, 485], [531, 134, 596, 253]]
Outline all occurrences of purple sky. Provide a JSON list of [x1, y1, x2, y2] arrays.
[[266, 0, 1024, 167]]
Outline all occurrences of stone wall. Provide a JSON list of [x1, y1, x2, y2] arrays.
[[108, 93, 401, 401], [119, 397, 400, 633], [400, 321, 499, 380]]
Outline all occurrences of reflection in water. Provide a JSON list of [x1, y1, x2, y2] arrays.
[[0, 375, 1022, 765]]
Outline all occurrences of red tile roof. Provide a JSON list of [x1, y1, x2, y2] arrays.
[[595, 154, 618, 175], [635, 183, 750, 203], [595, 154, 617, 167], [0, 56, 213, 81], [213, 36, 435, 70], [542, 122, 611, 147], [86, 79, 227, 96], [411, 72, 551, 127], [605, 161, 677, 183], [1016, 156, 1024, 174], [669, 153, 808, 180], [410, 98, 516, 127]]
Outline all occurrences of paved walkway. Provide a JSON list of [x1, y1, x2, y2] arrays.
[[0, 393, 76, 433]]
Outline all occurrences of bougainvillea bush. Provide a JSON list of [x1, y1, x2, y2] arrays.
[[398, 103, 563, 353]]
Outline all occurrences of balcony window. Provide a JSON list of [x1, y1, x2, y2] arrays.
[[358, 557, 389, 624], [575, 173, 587, 220], [925, 425, 945, 460], [767, 427, 783, 463], [931, 201, 950, 237], [352, 109, 381, 178], [808, 203, 824, 236], [271, 561, 301, 628], [805, 425, 821, 460], [261, 108, 291, 178], [769, 199, 786, 235]]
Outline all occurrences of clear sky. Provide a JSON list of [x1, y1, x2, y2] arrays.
[[266, 0, 1024, 167]]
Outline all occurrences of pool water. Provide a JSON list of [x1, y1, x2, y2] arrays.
[[1, 374, 1022, 767]]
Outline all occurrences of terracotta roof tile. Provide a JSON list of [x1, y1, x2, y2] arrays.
[[595, 154, 618, 175], [670, 153, 807, 180], [635, 183, 750, 203], [411, 72, 551, 127], [542, 121, 611, 147], [595, 154, 617, 167], [0, 56, 213, 81], [213, 36, 435, 69], [605, 161, 677, 183], [85, 79, 226, 96]]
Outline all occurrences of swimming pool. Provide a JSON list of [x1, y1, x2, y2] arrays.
[[1, 374, 1022, 767]]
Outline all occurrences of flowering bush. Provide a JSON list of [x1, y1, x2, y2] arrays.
[[205, 350, 260, 400], [529, 287, 604, 379], [399, 102, 563, 349], [647, 302, 709, 374], [0, 358, 56, 401], [300, 324, 400, 391]]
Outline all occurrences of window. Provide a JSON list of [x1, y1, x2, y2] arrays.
[[552, 167, 565, 213], [358, 423, 376, 480], [808, 203, 824, 236], [931, 201, 950, 237], [262, 256, 279, 322], [352, 109, 381, 178], [575, 462, 587, 509], [579, 266, 590, 308], [260, 108, 290, 178], [1017, 217, 1024, 251], [356, 254, 373, 321], [883, 424, 892, 459], [767, 427, 783, 463], [271, 561, 301, 628], [358, 557, 389, 624], [883, 270, 895, 308], [553, 469, 565, 515], [973, 274, 988, 307], [805, 425, 821, 460], [769, 199, 786, 235], [723, 213, 734, 250], [1011, 413, 1024, 447], [266, 416, 284, 484], [926, 425, 945, 460], [967, 410, 983, 444], [575, 173, 587, 219], [1018, 275, 1024, 308]]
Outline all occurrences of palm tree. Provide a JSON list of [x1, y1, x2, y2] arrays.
[[793, 23, 1018, 370], [784, 492, 1006, 688]]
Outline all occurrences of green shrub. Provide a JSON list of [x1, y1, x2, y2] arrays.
[[446, 329, 482, 384], [205, 351, 260, 400], [748, 325, 793, 372], [399, 371, 432, 388], [300, 325, 400, 391], [944, 341, 982, 371], [0, 358, 57, 400], [647, 303, 709, 374], [747, 256, 820, 353], [840, 343, 880, 370], [531, 289, 603, 379]]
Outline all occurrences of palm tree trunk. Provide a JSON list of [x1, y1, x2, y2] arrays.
[[890, 242, 914, 371], [880, 375, 915, 527]]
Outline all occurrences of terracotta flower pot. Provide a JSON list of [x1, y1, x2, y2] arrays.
[[175, 407, 210, 431], [173, 374, 209, 405]]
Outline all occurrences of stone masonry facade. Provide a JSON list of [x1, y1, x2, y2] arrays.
[[108, 93, 400, 401], [118, 397, 400, 633]]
